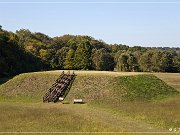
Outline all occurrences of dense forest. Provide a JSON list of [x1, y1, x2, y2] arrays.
[[0, 25, 180, 77]]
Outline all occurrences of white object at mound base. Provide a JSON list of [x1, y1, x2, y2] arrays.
[[59, 97, 64, 101], [73, 99, 83, 103]]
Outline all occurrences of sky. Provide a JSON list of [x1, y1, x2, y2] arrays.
[[0, 0, 180, 47]]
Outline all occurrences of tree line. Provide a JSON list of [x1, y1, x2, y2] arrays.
[[0, 26, 179, 77]]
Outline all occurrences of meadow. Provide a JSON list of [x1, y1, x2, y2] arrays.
[[0, 71, 179, 134]]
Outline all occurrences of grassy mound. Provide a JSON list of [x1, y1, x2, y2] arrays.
[[0, 71, 179, 130], [65, 74, 178, 103], [0, 71, 178, 102], [0, 72, 59, 102], [111, 75, 178, 101]]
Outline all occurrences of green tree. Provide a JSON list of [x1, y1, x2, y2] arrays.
[[150, 50, 161, 72], [51, 47, 69, 69], [64, 48, 75, 69], [139, 50, 154, 72], [127, 53, 139, 71], [92, 48, 114, 71], [116, 53, 130, 71], [116, 52, 139, 72], [74, 39, 92, 69], [173, 55, 180, 72], [0, 30, 47, 77], [160, 51, 176, 72], [16, 29, 33, 47]]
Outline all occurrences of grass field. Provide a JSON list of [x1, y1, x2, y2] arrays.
[[0, 70, 179, 134], [153, 73, 180, 92]]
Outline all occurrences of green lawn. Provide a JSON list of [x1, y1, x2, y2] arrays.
[[0, 71, 179, 133], [0, 102, 163, 133]]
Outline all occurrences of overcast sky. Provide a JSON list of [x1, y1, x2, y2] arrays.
[[0, 0, 180, 47]]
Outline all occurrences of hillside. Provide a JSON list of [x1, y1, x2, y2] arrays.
[[0, 72, 57, 102], [0, 71, 178, 102], [66, 73, 178, 103], [0, 71, 179, 132]]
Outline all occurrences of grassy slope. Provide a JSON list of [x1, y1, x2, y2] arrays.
[[66, 74, 178, 102], [66, 73, 180, 128], [0, 71, 179, 132], [0, 72, 58, 102], [153, 73, 180, 92]]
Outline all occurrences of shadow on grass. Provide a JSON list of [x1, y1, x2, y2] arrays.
[[73, 101, 86, 104], [0, 76, 14, 85]]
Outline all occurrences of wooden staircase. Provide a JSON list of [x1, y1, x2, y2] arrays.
[[43, 71, 76, 103]]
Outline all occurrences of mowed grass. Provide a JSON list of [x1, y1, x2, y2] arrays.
[[0, 103, 124, 132], [0, 102, 164, 133], [43, 70, 145, 76], [65, 73, 179, 128], [0, 70, 179, 133]]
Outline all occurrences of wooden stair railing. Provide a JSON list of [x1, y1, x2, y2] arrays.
[[43, 71, 76, 103]]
